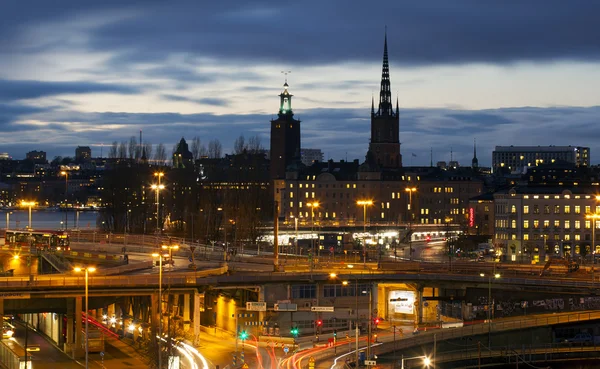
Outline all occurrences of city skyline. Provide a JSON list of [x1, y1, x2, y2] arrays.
[[2, 1, 600, 165]]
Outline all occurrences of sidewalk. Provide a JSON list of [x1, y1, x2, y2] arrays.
[[198, 327, 261, 369]]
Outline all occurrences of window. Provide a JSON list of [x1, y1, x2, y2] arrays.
[[523, 220, 529, 229], [575, 234, 581, 241], [586, 220, 591, 229], [554, 205, 560, 214], [586, 206, 591, 214], [565, 220, 571, 229], [544, 205, 550, 214], [523, 206, 529, 214], [564, 205, 570, 214], [543, 220, 549, 228], [524, 234, 529, 241], [554, 220, 560, 228], [511, 205, 517, 213], [291, 285, 316, 299], [290, 192, 294, 199], [533, 205, 539, 214], [533, 220, 539, 228], [564, 234, 571, 241], [575, 205, 581, 214], [290, 202, 294, 208], [575, 220, 581, 229]]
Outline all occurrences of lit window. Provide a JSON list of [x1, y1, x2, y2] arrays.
[[523, 206, 529, 214], [524, 234, 529, 241], [381, 212, 385, 218], [511, 205, 517, 213], [565, 220, 570, 229], [575, 220, 581, 229], [290, 192, 294, 199], [290, 202, 294, 208], [586, 220, 591, 229], [523, 220, 529, 229], [564, 205, 570, 214]]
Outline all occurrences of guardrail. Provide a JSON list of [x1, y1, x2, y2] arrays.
[[0, 265, 229, 290]]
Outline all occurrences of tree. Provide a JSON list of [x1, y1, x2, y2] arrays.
[[247, 135, 263, 153], [191, 136, 202, 160], [208, 139, 222, 159], [233, 135, 246, 154], [144, 142, 153, 160], [128, 136, 138, 159], [118, 141, 127, 159], [155, 143, 167, 165], [108, 141, 118, 158]]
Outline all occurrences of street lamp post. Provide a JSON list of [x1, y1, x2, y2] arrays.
[[74, 266, 96, 369], [480, 272, 500, 348], [161, 243, 178, 367], [404, 188, 416, 260], [357, 200, 373, 267], [21, 201, 36, 229], [586, 213, 600, 286], [307, 201, 319, 266], [401, 355, 431, 369], [61, 171, 69, 230], [5, 211, 12, 230], [152, 252, 166, 369], [151, 182, 165, 233]]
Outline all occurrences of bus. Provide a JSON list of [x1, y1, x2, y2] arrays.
[[4, 230, 70, 251]]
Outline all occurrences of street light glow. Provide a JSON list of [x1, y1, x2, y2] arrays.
[[356, 200, 373, 206], [329, 273, 337, 278], [423, 357, 431, 366]]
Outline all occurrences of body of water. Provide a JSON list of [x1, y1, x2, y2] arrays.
[[2, 210, 99, 230]]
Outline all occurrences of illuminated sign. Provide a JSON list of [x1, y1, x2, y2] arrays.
[[469, 207, 474, 227], [389, 290, 415, 314]]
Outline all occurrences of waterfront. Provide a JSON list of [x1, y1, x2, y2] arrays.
[[2, 210, 99, 230]]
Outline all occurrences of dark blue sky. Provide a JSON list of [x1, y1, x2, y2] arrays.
[[2, 0, 600, 165]]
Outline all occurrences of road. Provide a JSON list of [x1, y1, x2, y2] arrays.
[[8, 320, 150, 369]]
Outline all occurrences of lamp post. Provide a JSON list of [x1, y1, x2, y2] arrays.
[[445, 216, 453, 270], [151, 182, 165, 233], [152, 252, 166, 369], [5, 211, 11, 230], [74, 266, 96, 369], [480, 272, 500, 348], [401, 355, 431, 369], [61, 170, 69, 230], [357, 200, 373, 267], [405, 189, 416, 260], [329, 274, 360, 367], [162, 243, 178, 367], [586, 213, 600, 286], [21, 201, 36, 229], [307, 202, 319, 266]]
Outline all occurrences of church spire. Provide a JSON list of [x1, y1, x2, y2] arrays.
[[376, 30, 393, 117], [396, 96, 399, 116], [371, 95, 375, 116], [472, 138, 479, 169]]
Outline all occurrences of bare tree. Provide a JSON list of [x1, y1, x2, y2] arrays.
[[128, 136, 138, 159], [118, 141, 127, 159], [247, 135, 263, 153], [108, 141, 118, 158], [199, 143, 208, 158], [191, 136, 202, 160], [208, 139, 222, 159], [144, 142, 153, 160], [233, 135, 246, 154], [155, 143, 167, 165]]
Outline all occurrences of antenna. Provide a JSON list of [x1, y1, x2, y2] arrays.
[[281, 70, 292, 83]]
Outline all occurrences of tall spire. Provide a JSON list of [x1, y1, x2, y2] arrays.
[[396, 96, 399, 116], [472, 138, 479, 169], [376, 30, 393, 116], [371, 95, 375, 116]]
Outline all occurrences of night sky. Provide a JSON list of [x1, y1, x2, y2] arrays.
[[2, 0, 600, 166]]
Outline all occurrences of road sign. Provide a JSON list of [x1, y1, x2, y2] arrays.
[[365, 360, 377, 366], [190, 246, 196, 253], [309, 356, 315, 363], [274, 303, 298, 312], [283, 346, 289, 354], [242, 363, 249, 369], [311, 306, 334, 312], [246, 302, 267, 311]]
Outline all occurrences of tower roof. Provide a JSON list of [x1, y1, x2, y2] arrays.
[[375, 31, 395, 117]]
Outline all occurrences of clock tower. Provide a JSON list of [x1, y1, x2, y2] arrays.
[[270, 81, 301, 179]]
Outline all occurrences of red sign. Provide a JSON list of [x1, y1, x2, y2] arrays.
[[469, 207, 474, 227]]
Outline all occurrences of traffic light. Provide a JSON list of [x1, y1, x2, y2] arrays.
[[239, 330, 248, 340], [316, 319, 323, 327], [374, 317, 380, 326], [333, 330, 337, 337], [290, 326, 299, 337]]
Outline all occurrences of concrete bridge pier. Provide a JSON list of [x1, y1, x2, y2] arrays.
[[150, 292, 160, 348], [74, 296, 83, 357]]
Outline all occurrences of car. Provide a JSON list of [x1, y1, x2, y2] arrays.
[[565, 333, 593, 344]]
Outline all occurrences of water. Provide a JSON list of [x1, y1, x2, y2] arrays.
[[2, 210, 99, 231]]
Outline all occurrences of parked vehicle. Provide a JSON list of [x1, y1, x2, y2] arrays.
[[565, 333, 593, 344]]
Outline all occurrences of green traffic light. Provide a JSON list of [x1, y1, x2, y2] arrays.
[[240, 330, 248, 340]]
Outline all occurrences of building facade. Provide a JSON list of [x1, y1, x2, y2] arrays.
[[492, 146, 590, 174], [75, 146, 92, 162], [493, 186, 600, 263], [300, 148, 323, 166]]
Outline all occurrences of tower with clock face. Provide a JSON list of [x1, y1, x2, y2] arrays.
[[270, 81, 301, 179]]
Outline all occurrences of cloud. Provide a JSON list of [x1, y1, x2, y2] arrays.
[[0, 79, 141, 101]]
